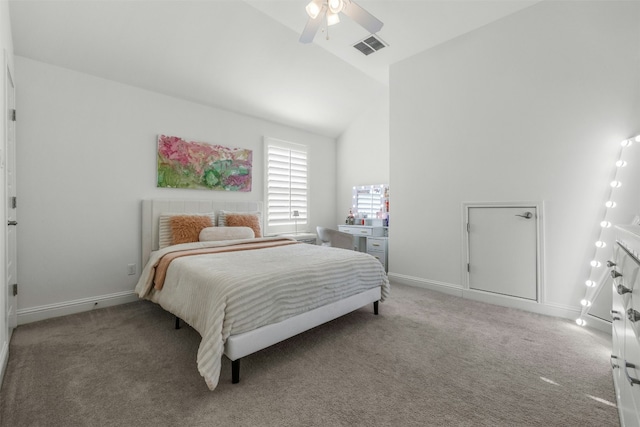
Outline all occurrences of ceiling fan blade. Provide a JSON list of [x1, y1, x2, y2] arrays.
[[299, 10, 326, 44], [342, 1, 383, 34]]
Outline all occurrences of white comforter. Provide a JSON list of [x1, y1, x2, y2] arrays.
[[135, 237, 390, 390]]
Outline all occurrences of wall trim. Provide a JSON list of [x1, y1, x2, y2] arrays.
[[389, 272, 464, 297], [388, 272, 611, 334], [17, 290, 139, 325], [585, 313, 613, 335], [0, 341, 7, 390], [14, 276, 613, 333]]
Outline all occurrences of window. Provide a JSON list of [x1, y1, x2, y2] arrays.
[[264, 138, 308, 235]]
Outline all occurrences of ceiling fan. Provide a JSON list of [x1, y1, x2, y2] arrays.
[[299, 0, 384, 44]]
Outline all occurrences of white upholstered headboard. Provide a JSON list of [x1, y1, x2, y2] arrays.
[[141, 199, 263, 266]]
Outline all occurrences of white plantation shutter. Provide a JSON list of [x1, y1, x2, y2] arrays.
[[265, 138, 308, 235]]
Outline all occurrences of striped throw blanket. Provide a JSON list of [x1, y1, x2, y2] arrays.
[[135, 237, 390, 390]]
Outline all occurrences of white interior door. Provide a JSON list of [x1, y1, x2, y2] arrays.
[[5, 64, 16, 332], [467, 206, 538, 301]]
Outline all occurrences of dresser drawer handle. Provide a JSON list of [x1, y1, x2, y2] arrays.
[[360, 231, 368, 234], [607, 260, 617, 267], [611, 310, 622, 321], [625, 361, 640, 386], [628, 309, 640, 322], [611, 270, 623, 279], [617, 284, 632, 295], [371, 243, 380, 247], [611, 355, 619, 369]]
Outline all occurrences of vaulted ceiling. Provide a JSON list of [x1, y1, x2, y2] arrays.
[[9, 0, 538, 137]]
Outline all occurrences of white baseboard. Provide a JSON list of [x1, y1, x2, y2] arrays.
[[0, 340, 7, 389], [389, 272, 465, 298], [388, 272, 611, 334], [584, 314, 613, 334], [17, 290, 139, 325]]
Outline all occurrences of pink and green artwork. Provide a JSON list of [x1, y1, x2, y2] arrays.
[[157, 135, 252, 191]]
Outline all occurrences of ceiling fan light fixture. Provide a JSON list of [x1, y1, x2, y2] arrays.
[[327, 11, 340, 26], [328, 0, 344, 14], [306, 0, 322, 19], [299, 0, 382, 44]]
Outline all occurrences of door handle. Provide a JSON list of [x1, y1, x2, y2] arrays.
[[515, 212, 533, 219], [618, 284, 632, 295], [7, 220, 17, 226], [625, 361, 640, 386]]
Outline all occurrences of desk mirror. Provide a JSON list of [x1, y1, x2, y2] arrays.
[[351, 184, 389, 224]]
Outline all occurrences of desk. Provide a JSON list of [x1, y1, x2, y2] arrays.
[[338, 225, 388, 271]]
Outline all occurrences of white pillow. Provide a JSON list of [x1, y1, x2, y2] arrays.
[[199, 226, 255, 242], [158, 213, 216, 249]]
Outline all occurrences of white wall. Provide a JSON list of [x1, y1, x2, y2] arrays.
[[389, 1, 640, 316], [336, 93, 390, 223], [0, 0, 14, 381], [14, 56, 336, 322]]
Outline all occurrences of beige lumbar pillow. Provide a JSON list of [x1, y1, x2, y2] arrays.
[[199, 226, 255, 242]]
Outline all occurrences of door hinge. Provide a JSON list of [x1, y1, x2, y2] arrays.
[[12, 283, 17, 296], [467, 263, 470, 273], [467, 223, 470, 233], [10, 109, 16, 122], [11, 196, 16, 209]]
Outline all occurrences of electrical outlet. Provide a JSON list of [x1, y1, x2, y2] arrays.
[[127, 263, 136, 275]]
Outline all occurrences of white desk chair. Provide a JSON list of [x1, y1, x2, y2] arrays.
[[316, 226, 354, 250]]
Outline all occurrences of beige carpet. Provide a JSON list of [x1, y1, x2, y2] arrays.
[[0, 283, 618, 426]]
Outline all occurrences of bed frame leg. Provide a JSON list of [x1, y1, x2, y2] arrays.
[[175, 316, 181, 329], [232, 359, 240, 384], [374, 301, 379, 315]]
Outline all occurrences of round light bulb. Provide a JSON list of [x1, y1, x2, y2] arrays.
[[580, 299, 592, 307], [576, 318, 586, 326], [606, 201, 617, 208], [585, 280, 596, 287], [305, 1, 322, 19], [328, 0, 344, 13], [611, 180, 622, 188], [595, 241, 606, 248], [622, 139, 633, 147], [590, 260, 602, 268], [635, 135, 640, 142], [600, 221, 612, 228], [616, 160, 628, 167]]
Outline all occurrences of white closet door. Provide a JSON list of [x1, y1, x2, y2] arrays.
[[468, 206, 538, 301]]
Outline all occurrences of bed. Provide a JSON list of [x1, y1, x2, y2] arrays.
[[135, 199, 390, 390]]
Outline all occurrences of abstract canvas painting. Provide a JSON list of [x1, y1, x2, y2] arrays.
[[157, 135, 252, 191]]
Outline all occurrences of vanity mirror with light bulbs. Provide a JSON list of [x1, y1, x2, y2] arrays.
[[339, 184, 389, 271]]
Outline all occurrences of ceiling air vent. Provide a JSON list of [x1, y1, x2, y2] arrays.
[[353, 35, 387, 56]]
